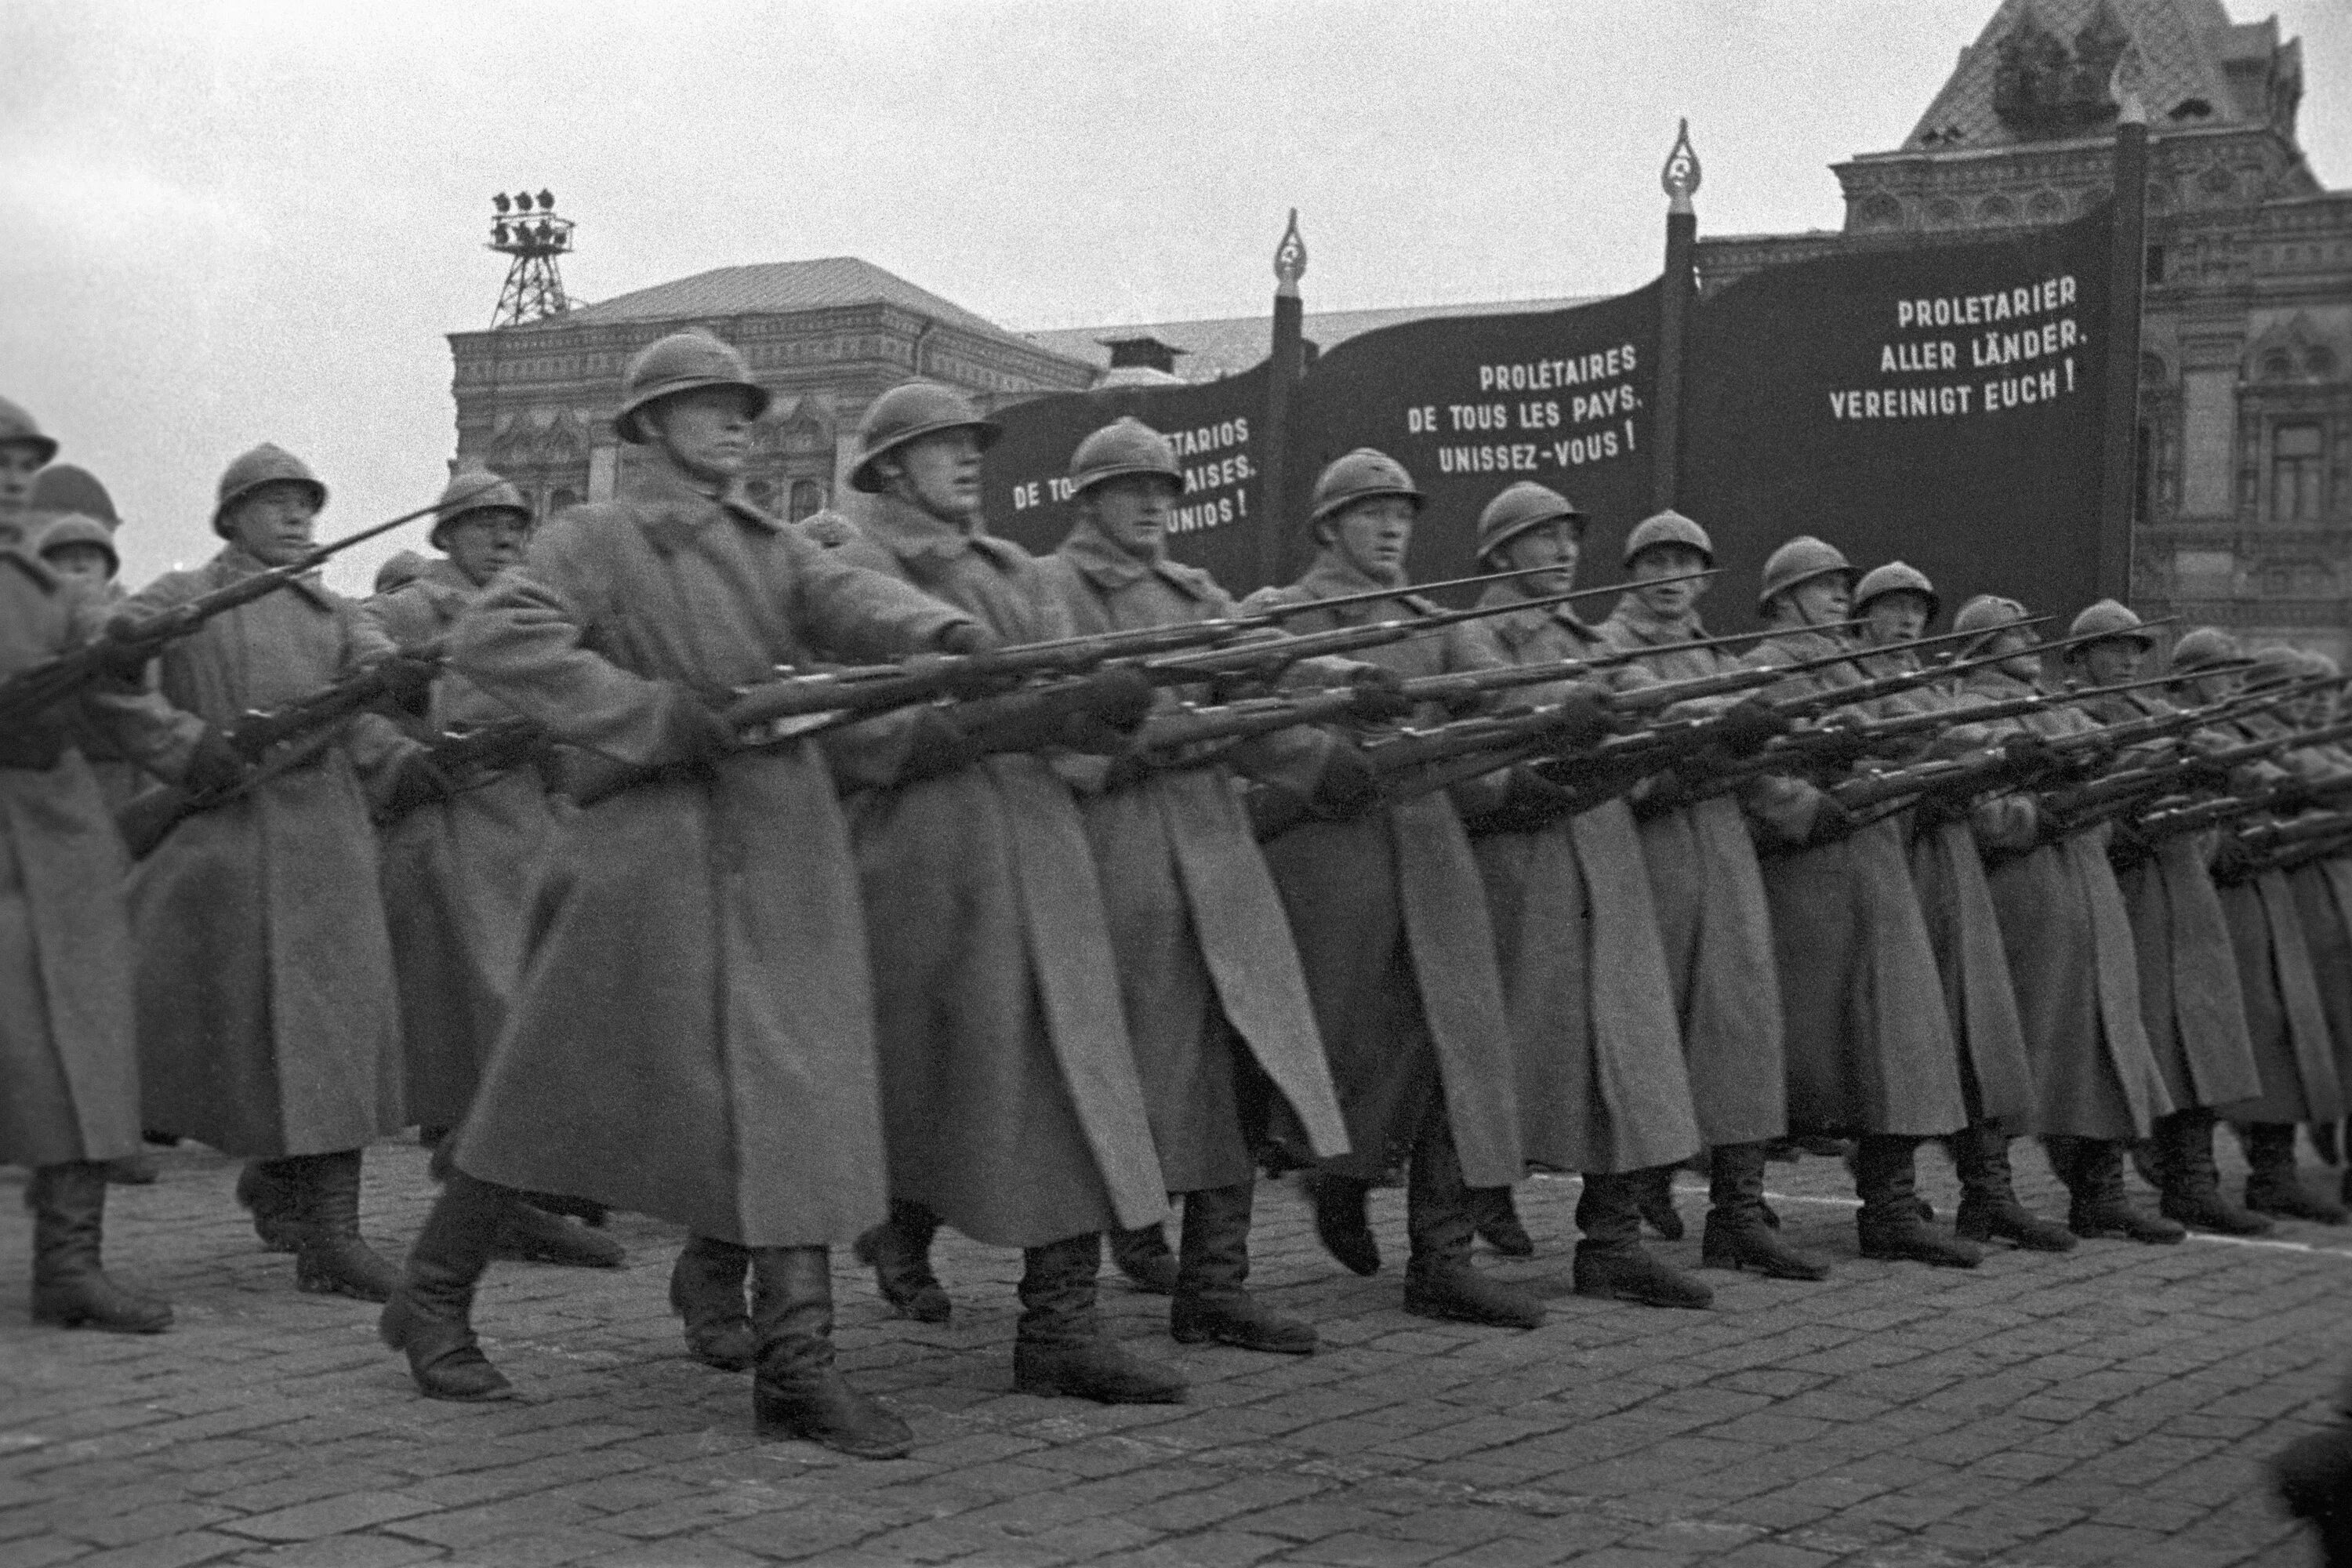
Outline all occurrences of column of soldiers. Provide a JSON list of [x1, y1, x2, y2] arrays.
[[6, 335, 2352, 1462]]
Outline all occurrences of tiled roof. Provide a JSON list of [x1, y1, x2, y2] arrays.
[[557, 256, 1014, 339]]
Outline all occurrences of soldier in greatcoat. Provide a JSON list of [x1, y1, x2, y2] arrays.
[[1744, 536, 1979, 1267], [819, 382, 1188, 1404], [1595, 514, 1831, 1282], [1848, 565, 2069, 1252], [1030, 416, 1352, 1355], [0, 396, 54, 528], [1452, 481, 1711, 1310], [386, 333, 986, 1460], [128, 445, 429, 1302], [1238, 449, 1542, 1330], [1946, 596, 2181, 1243], [2282, 650, 2352, 1211], [34, 514, 148, 816], [362, 472, 620, 1274], [2063, 603, 2270, 1234]]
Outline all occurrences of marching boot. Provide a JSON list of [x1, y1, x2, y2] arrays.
[[2310, 1119, 2342, 1167], [493, 1198, 625, 1269], [1845, 1140, 1933, 1221], [2153, 1110, 2271, 1235], [103, 1151, 159, 1185], [235, 1160, 303, 1253], [1949, 1122, 2074, 1252], [1470, 1185, 1535, 1257], [1012, 1233, 1186, 1404], [750, 1247, 911, 1458], [522, 1192, 610, 1228], [670, 1235, 756, 1372], [1700, 1141, 1829, 1279], [1108, 1221, 1180, 1295], [2243, 1122, 2350, 1224], [1171, 1181, 1316, 1355], [27, 1163, 171, 1334], [2053, 1135, 2187, 1243], [1855, 1135, 1981, 1268], [1571, 1172, 1711, 1309], [1635, 1166, 1685, 1241], [2127, 1139, 2164, 1191], [292, 1150, 404, 1301], [379, 1171, 514, 1400], [852, 1199, 950, 1323], [1400, 1113, 1544, 1329], [1309, 1169, 1381, 1276]]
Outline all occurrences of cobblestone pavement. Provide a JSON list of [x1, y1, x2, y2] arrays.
[[5, 1137, 2348, 1568]]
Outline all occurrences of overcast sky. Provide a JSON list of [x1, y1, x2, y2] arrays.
[[5, 0, 2347, 593]]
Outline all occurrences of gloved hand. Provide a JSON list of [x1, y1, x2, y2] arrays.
[[656, 683, 735, 765], [935, 622, 1000, 656], [1544, 693, 1617, 755], [1808, 794, 1856, 844], [1055, 668, 1159, 754], [1484, 764, 1577, 833], [1711, 697, 1789, 757], [180, 728, 248, 795], [2209, 832, 2256, 884], [895, 707, 982, 782], [1344, 665, 1417, 724], [1308, 737, 1381, 821], [375, 650, 442, 707], [97, 618, 157, 684], [1995, 734, 2066, 783], [1439, 688, 1489, 722], [1805, 724, 1878, 769], [380, 750, 454, 818]]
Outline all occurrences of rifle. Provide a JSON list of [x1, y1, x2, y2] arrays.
[[372, 717, 551, 826], [0, 481, 493, 730], [2042, 694, 2352, 834]]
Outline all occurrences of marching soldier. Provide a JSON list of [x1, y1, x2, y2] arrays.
[[1595, 513, 1828, 1281], [1454, 482, 1710, 1309], [1239, 450, 1542, 1330], [387, 332, 985, 1458], [1947, 596, 2180, 1243], [128, 445, 426, 1301], [1745, 536, 1978, 1267], [2064, 602, 2270, 1234], [1031, 416, 1352, 1354], [34, 515, 147, 816], [2281, 650, 2352, 1208], [0, 396, 55, 528]]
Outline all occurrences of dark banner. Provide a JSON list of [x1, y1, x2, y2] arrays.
[[1283, 284, 1662, 597], [1680, 206, 2114, 626], [982, 363, 1269, 588]]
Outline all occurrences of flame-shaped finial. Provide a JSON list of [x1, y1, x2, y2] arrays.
[[1661, 118, 1702, 216], [1274, 209, 1308, 299], [2108, 46, 2147, 125]]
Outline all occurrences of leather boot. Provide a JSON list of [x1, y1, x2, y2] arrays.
[[1854, 1135, 1981, 1267], [1572, 1172, 1711, 1309], [852, 1200, 950, 1322], [670, 1236, 756, 1372], [522, 1191, 609, 1228], [2153, 1110, 2272, 1235], [1949, 1122, 2074, 1251], [27, 1163, 171, 1334], [1844, 1140, 1933, 1221], [1309, 1170, 1380, 1276], [289, 1150, 403, 1301], [1635, 1166, 1686, 1241], [103, 1151, 159, 1185], [1470, 1185, 1535, 1256], [2053, 1135, 2187, 1243], [2310, 1119, 2342, 1167], [493, 1199, 625, 1269], [378, 1171, 514, 1400], [750, 1247, 912, 1458], [1012, 1233, 1186, 1403], [1400, 1111, 1544, 1329], [2243, 1122, 2350, 1224], [1171, 1181, 1315, 1354], [235, 1160, 303, 1253], [1700, 1142, 1829, 1280], [1108, 1221, 1180, 1294]]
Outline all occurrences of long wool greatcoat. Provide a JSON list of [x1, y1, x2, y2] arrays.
[[1744, 627, 1969, 1138], [1592, 599, 1790, 1146], [1030, 522, 1348, 1192], [1953, 670, 2172, 1140], [127, 548, 412, 1158], [447, 466, 971, 1247], [1237, 558, 1522, 1188], [2079, 688, 2263, 1112], [364, 561, 558, 1131], [815, 496, 1167, 1247], [1456, 591, 1701, 1174], [0, 546, 198, 1167], [2272, 735, 2352, 1092]]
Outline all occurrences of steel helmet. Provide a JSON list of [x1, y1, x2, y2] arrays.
[[212, 444, 327, 538], [2169, 626, 2239, 673], [1755, 535, 1855, 613], [849, 382, 1000, 493], [0, 395, 57, 465], [2298, 650, 2342, 681], [2065, 597, 2154, 652], [34, 513, 118, 577], [1952, 593, 2032, 639], [2244, 643, 2307, 688], [1309, 448, 1422, 527], [29, 465, 112, 524], [1853, 560, 1939, 620], [1475, 481, 1583, 564], [1069, 417, 1182, 497], [615, 332, 771, 445], [1621, 510, 1712, 568], [430, 470, 532, 548], [374, 549, 433, 595]]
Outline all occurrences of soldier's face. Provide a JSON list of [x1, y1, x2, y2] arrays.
[[2082, 640, 2141, 686], [42, 543, 114, 589], [1863, 591, 1929, 645], [225, 481, 321, 567], [0, 443, 44, 521], [1082, 475, 1178, 558], [1328, 497, 1414, 583], [1991, 628, 2042, 681], [1784, 575, 1853, 626], [650, 388, 757, 482], [443, 509, 532, 588], [2186, 670, 2237, 706], [1497, 522, 1579, 598], [889, 430, 984, 523], [1631, 546, 1708, 617]]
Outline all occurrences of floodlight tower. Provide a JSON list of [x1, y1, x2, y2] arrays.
[[486, 188, 574, 328]]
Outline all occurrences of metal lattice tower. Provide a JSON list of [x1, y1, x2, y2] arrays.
[[487, 188, 574, 328]]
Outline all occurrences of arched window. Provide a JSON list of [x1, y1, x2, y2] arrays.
[[789, 480, 827, 523], [1980, 194, 2015, 223], [1855, 193, 1902, 230]]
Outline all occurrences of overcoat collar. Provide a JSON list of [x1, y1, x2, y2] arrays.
[[860, 492, 1027, 573], [1058, 518, 1213, 601], [619, 455, 780, 554], [1609, 596, 1708, 646], [1475, 583, 1597, 650], [216, 543, 333, 611], [1292, 554, 1435, 618]]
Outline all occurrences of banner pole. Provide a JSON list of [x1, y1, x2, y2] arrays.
[[1654, 121, 1700, 512], [1261, 209, 1308, 590], [2096, 78, 2150, 604]]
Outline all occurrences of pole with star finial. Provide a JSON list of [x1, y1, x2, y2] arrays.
[[1653, 120, 1700, 511], [1260, 209, 1310, 587]]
